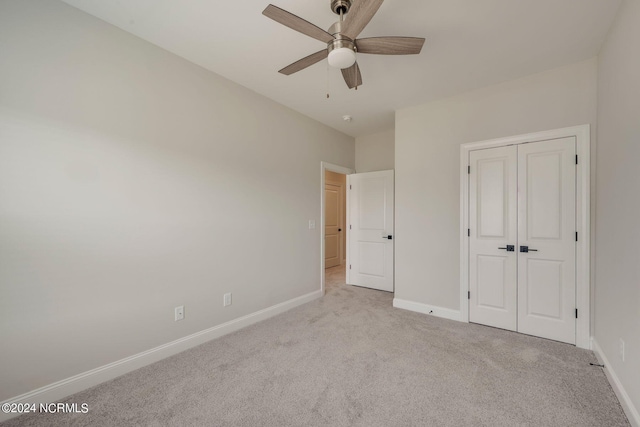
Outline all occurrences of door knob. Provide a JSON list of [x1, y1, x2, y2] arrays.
[[498, 245, 515, 252], [383, 235, 393, 240], [338, 228, 342, 232], [519, 246, 538, 253]]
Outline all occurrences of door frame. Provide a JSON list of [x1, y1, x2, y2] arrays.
[[321, 162, 354, 294], [460, 125, 591, 349]]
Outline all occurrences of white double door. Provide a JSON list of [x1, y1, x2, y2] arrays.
[[469, 137, 577, 344]]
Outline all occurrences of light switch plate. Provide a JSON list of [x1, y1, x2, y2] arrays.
[[175, 305, 184, 321]]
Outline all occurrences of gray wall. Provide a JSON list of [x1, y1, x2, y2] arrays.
[[395, 59, 597, 311], [595, 0, 640, 413], [0, 0, 354, 400], [355, 129, 394, 172]]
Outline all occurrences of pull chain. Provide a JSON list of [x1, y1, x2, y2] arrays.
[[326, 59, 330, 99]]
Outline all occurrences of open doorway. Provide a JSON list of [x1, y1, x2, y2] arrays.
[[320, 162, 396, 295], [320, 162, 353, 294], [324, 169, 347, 292]]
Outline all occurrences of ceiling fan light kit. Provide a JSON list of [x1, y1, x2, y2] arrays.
[[262, 0, 425, 90], [327, 39, 356, 69]]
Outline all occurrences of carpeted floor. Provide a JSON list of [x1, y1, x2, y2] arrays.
[[3, 265, 629, 426]]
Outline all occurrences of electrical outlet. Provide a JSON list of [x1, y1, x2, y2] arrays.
[[223, 293, 232, 307], [174, 305, 184, 321], [619, 339, 625, 362], [308, 220, 316, 229]]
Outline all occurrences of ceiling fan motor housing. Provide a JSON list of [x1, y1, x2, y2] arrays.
[[331, 0, 352, 15], [328, 37, 355, 54]]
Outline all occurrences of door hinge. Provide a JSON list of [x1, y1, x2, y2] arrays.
[[468, 291, 470, 300], [575, 155, 578, 165], [576, 231, 578, 242], [349, 264, 351, 270], [350, 224, 352, 230], [468, 165, 470, 174], [349, 184, 352, 190], [467, 228, 470, 237], [575, 308, 578, 319]]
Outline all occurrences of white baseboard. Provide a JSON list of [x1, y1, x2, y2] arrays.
[[393, 298, 463, 322], [592, 338, 640, 427], [0, 289, 323, 423]]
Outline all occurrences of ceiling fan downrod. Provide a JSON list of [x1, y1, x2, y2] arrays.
[[327, 0, 356, 69], [331, 0, 352, 16]]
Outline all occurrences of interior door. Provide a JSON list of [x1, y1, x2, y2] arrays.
[[517, 137, 576, 344], [347, 170, 394, 292], [469, 146, 518, 331], [467, 137, 577, 345], [325, 183, 342, 268]]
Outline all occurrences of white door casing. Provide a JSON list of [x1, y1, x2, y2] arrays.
[[469, 146, 518, 331], [347, 170, 394, 292], [517, 137, 576, 344]]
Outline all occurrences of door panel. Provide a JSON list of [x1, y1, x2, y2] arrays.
[[477, 255, 508, 309], [525, 259, 563, 319], [527, 151, 562, 239], [517, 137, 576, 344], [359, 177, 387, 229], [325, 234, 339, 259], [348, 170, 394, 292], [324, 184, 341, 268], [478, 159, 507, 237], [469, 146, 518, 331], [358, 242, 386, 277]]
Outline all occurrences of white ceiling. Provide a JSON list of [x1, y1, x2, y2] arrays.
[[61, 0, 621, 138]]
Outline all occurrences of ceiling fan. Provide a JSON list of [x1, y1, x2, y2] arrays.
[[262, 0, 425, 90]]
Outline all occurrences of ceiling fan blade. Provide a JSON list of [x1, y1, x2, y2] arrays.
[[341, 62, 363, 89], [263, 4, 335, 44], [279, 50, 328, 75], [356, 37, 425, 55], [341, 0, 384, 40]]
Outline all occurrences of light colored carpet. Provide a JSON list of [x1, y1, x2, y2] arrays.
[[4, 265, 629, 426]]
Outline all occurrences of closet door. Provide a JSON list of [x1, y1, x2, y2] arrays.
[[469, 146, 518, 331], [517, 138, 576, 344]]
